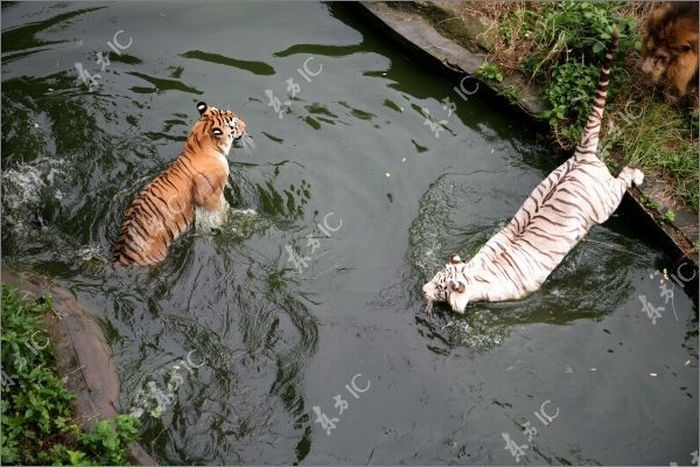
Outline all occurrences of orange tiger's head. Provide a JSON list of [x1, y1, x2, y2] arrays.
[[194, 101, 249, 156]]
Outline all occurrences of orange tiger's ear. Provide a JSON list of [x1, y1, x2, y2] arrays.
[[197, 101, 208, 116]]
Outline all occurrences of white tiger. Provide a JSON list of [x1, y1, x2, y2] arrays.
[[422, 31, 644, 314]]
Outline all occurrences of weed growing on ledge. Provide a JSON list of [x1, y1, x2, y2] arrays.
[[476, 60, 504, 82], [659, 209, 677, 224]]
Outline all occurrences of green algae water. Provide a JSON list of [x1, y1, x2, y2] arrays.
[[1, 2, 697, 464]]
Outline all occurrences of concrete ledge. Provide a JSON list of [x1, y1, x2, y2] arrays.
[[353, 0, 698, 266]]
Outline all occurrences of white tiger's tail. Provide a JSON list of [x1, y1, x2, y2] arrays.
[[575, 30, 620, 159]]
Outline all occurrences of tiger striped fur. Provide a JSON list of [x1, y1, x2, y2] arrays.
[[422, 31, 645, 314], [112, 102, 247, 266]]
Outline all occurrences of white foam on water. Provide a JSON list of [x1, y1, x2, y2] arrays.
[[408, 174, 457, 279], [2, 167, 44, 211], [228, 208, 262, 229], [194, 205, 262, 238], [220, 207, 268, 242], [1, 158, 65, 239], [76, 245, 109, 264], [194, 204, 228, 233], [231, 208, 257, 216]]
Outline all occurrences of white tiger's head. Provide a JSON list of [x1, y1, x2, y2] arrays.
[[422, 253, 470, 314]]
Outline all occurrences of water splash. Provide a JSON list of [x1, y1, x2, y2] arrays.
[[194, 204, 228, 234], [407, 174, 459, 280], [1, 158, 65, 243], [194, 206, 268, 242], [76, 245, 109, 265]]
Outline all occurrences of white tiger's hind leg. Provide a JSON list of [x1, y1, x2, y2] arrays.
[[630, 168, 644, 187], [597, 167, 644, 224], [619, 167, 644, 189]]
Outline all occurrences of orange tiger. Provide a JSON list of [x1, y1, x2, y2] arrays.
[[112, 102, 248, 266]]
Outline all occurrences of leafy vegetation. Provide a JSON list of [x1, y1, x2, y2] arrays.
[[1, 285, 139, 465], [460, 1, 697, 212], [659, 209, 676, 224], [476, 60, 504, 82], [501, 1, 637, 140], [542, 61, 601, 141]]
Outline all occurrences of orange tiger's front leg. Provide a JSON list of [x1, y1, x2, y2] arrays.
[[192, 172, 229, 231]]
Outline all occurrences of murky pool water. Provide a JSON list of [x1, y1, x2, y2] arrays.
[[2, 2, 697, 465]]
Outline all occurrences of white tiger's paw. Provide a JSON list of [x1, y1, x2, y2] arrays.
[[632, 169, 644, 187]]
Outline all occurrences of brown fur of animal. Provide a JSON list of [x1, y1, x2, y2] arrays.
[[641, 1, 699, 105], [112, 102, 247, 266]]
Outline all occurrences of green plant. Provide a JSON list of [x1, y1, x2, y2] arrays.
[[476, 60, 504, 82], [525, 1, 637, 76], [508, 2, 638, 143], [689, 109, 699, 134], [500, 7, 538, 47], [648, 198, 663, 211], [78, 416, 139, 465], [542, 61, 600, 141], [500, 84, 521, 104], [1, 285, 140, 465], [659, 209, 676, 224]]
